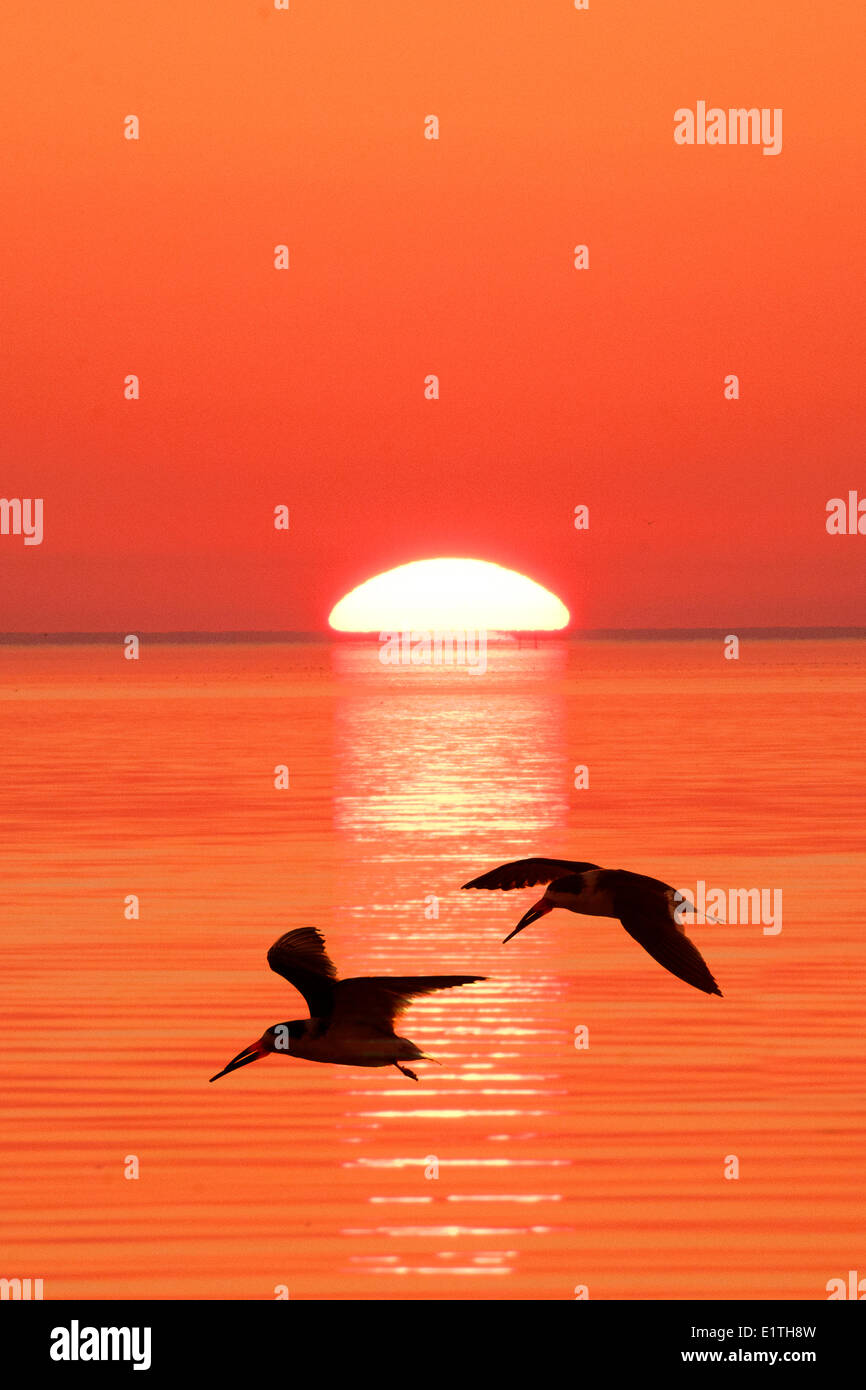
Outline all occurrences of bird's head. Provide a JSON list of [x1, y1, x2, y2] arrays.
[[503, 874, 588, 943], [209, 1021, 307, 1081]]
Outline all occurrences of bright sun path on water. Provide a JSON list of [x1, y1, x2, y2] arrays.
[[328, 558, 570, 632]]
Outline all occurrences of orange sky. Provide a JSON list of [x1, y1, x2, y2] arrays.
[[1, 1, 863, 631]]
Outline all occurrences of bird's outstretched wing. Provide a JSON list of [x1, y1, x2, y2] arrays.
[[267, 928, 339, 1018], [611, 873, 722, 997], [461, 857, 601, 892], [331, 975, 485, 1032]]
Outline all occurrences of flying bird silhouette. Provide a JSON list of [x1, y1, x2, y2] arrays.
[[210, 927, 485, 1083], [462, 857, 722, 997]]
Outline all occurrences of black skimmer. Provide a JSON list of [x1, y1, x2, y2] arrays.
[[209, 927, 485, 1083], [462, 858, 722, 997]]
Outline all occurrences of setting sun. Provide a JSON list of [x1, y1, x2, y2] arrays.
[[328, 557, 570, 632]]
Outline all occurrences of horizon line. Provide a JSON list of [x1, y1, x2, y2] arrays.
[[1, 626, 865, 645]]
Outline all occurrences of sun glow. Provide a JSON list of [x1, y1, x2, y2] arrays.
[[328, 558, 570, 632]]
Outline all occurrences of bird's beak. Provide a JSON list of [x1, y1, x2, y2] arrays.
[[503, 896, 553, 943], [209, 1041, 265, 1082]]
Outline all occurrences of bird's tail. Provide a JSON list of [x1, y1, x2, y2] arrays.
[[399, 1038, 443, 1065]]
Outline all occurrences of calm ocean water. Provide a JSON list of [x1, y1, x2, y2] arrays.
[[1, 637, 863, 1299]]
